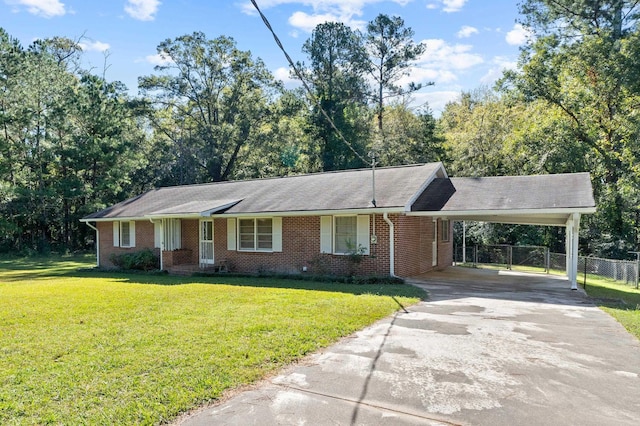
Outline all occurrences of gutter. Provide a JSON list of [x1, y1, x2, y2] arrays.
[[84, 222, 100, 267], [383, 213, 395, 277]]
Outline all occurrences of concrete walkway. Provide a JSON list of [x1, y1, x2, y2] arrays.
[[178, 267, 640, 425]]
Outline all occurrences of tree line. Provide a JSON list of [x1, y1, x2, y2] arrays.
[[1, 1, 639, 258]]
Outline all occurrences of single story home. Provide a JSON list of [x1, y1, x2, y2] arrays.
[[81, 162, 596, 288]]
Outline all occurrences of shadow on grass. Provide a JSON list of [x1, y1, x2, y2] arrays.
[[0, 255, 427, 300], [584, 284, 640, 310]]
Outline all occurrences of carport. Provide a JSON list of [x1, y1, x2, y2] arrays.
[[409, 173, 596, 289]]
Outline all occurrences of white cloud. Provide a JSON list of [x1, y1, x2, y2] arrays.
[[479, 56, 517, 84], [7, 0, 66, 18], [243, 0, 404, 32], [79, 40, 110, 52], [456, 25, 478, 38], [274, 66, 301, 89], [418, 38, 483, 72], [442, 0, 467, 12], [124, 0, 160, 21], [288, 10, 365, 32], [393, 38, 482, 111], [506, 23, 533, 46], [412, 90, 462, 116], [145, 52, 173, 66]]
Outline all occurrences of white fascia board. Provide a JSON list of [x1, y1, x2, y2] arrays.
[[404, 162, 448, 212], [80, 216, 149, 223], [199, 200, 243, 216], [407, 207, 596, 217], [145, 213, 203, 220]]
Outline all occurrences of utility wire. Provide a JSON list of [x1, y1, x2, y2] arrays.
[[250, 0, 370, 166]]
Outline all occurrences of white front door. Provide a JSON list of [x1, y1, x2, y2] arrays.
[[200, 219, 214, 266], [432, 219, 438, 267]]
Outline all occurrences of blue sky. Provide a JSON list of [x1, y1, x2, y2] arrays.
[[1, 0, 531, 114]]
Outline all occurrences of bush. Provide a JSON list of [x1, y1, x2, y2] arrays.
[[109, 249, 159, 271]]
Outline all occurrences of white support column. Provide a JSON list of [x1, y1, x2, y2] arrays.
[[570, 213, 581, 290], [565, 214, 581, 290], [565, 216, 572, 283]]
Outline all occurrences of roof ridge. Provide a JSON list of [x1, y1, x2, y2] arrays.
[[153, 163, 437, 191], [450, 171, 590, 180]]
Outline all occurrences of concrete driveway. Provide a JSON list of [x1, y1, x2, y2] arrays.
[[178, 267, 640, 426]]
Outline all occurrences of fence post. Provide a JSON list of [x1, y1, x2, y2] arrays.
[[636, 251, 640, 290], [583, 257, 587, 289], [508, 245, 513, 270], [545, 248, 550, 273], [474, 245, 478, 266]]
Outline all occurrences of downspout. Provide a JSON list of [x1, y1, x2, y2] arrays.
[[150, 219, 163, 271], [383, 213, 395, 277], [85, 222, 99, 267]]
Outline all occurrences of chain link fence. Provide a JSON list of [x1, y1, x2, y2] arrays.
[[455, 245, 640, 288]]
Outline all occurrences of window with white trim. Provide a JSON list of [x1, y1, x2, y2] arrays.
[[239, 218, 273, 251], [320, 215, 370, 255], [441, 219, 450, 242], [334, 216, 357, 254], [113, 221, 136, 248]]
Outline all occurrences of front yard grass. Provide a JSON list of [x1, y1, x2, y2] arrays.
[[0, 255, 425, 425]]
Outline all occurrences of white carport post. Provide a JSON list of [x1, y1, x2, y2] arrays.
[[565, 213, 581, 290]]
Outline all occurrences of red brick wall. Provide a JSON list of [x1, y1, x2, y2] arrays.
[[97, 220, 158, 268], [394, 216, 453, 277], [95, 214, 452, 277], [212, 215, 391, 276]]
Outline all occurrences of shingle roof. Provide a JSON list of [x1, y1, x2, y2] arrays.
[[84, 163, 445, 219], [411, 173, 595, 212]]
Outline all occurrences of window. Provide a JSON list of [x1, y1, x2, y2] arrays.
[[163, 218, 182, 250], [121, 221, 131, 247], [441, 219, 450, 242], [113, 221, 135, 248], [239, 218, 273, 251], [334, 216, 357, 254], [320, 215, 370, 255], [152, 219, 181, 250]]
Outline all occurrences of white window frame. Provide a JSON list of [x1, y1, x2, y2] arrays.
[[320, 215, 370, 256], [236, 217, 282, 253], [113, 221, 135, 248], [163, 218, 182, 251], [333, 215, 358, 255]]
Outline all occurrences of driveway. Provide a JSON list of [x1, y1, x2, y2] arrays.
[[178, 267, 640, 425]]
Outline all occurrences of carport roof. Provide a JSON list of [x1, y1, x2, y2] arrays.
[[410, 173, 596, 226]]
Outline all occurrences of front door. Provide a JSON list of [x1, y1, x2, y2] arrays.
[[200, 219, 214, 266], [432, 219, 438, 267]]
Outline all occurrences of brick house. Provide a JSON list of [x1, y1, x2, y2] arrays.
[[81, 163, 595, 282]]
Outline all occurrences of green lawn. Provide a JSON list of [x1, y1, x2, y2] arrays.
[[0, 255, 425, 425], [580, 275, 640, 340]]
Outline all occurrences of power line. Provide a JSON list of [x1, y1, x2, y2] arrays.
[[250, 0, 370, 166]]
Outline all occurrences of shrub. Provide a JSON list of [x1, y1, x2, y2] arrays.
[[109, 249, 159, 271]]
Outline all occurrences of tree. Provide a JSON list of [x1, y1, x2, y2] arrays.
[[139, 32, 279, 183], [509, 0, 640, 256], [373, 104, 445, 166], [298, 22, 370, 171], [364, 14, 428, 133]]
